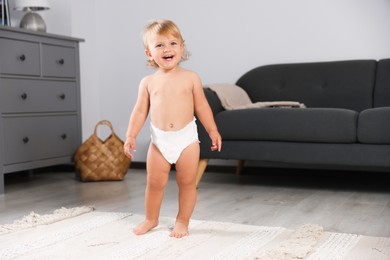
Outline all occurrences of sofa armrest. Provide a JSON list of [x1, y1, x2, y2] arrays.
[[203, 88, 224, 115]]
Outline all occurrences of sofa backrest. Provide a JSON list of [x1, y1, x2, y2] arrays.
[[236, 60, 377, 112]]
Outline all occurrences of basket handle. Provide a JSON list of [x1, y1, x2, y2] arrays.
[[93, 120, 115, 136]]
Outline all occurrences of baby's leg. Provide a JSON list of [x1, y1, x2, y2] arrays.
[[171, 142, 200, 238], [133, 143, 171, 235]]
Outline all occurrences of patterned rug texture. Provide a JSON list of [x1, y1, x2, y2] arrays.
[[0, 206, 389, 260]]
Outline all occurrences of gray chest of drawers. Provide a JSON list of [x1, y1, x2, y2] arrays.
[[0, 27, 84, 194]]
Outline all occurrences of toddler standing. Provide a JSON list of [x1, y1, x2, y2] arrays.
[[124, 19, 222, 238]]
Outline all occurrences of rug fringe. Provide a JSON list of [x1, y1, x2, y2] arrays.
[[0, 206, 95, 235]]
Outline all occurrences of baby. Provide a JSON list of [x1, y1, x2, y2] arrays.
[[124, 19, 222, 238]]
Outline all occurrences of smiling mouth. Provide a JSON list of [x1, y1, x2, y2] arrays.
[[163, 55, 174, 60]]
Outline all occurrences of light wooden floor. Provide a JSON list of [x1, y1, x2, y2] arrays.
[[1, 165, 390, 237]]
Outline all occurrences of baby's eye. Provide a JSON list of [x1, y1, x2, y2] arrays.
[[171, 42, 177, 46], [155, 44, 163, 48]]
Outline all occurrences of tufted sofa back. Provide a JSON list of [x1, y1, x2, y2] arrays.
[[236, 60, 382, 112]]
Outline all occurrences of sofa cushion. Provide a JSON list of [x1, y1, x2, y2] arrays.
[[215, 108, 358, 143], [358, 107, 390, 144]]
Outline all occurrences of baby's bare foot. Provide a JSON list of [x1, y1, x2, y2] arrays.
[[133, 219, 158, 235], [169, 221, 189, 238]]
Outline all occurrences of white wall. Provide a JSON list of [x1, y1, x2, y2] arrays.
[[10, 0, 390, 163]]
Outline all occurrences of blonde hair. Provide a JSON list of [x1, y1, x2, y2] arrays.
[[142, 19, 190, 68]]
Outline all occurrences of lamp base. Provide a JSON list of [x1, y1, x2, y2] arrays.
[[19, 12, 47, 32]]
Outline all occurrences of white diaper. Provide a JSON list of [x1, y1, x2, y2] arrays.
[[150, 118, 199, 164]]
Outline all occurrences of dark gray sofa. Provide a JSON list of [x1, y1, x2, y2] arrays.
[[195, 59, 390, 184]]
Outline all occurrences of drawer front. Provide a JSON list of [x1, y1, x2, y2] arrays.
[[3, 115, 79, 164], [41, 44, 77, 78], [0, 78, 77, 113], [0, 38, 40, 76]]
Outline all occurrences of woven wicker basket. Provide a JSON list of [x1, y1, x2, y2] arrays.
[[74, 120, 131, 181]]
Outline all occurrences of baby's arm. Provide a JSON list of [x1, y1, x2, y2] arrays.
[[192, 73, 222, 152], [124, 77, 150, 159]]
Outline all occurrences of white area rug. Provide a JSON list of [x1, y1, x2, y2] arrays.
[[0, 207, 389, 259]]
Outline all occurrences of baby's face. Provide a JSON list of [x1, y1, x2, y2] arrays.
[[146, 33, 184, 70]]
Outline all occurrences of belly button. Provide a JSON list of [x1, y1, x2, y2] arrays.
[[169, 123, 174, 128]]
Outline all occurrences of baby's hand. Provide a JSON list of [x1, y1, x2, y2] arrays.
[[124, 137, 137, 159], [209, 130, 222, 152]]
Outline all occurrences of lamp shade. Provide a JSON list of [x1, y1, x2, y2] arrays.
[[14, 0, 50, 11]]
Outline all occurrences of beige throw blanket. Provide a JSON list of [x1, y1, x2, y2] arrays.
[[205, 83, 306, 110]]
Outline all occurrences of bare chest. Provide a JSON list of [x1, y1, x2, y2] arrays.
[[148, 81, 193, 102]]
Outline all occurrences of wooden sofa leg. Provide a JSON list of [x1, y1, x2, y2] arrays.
[[236, 160, 245, 175], [196, 159, 209, 188]]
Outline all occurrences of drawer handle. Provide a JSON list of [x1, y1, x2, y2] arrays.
[[18, 54, 26, 62], [59, 93, 66, 100], [23, 137, 29, 144], [58, 58, 65, 65], [21, 93, 28, 100], [61, 134, 67, 140]]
